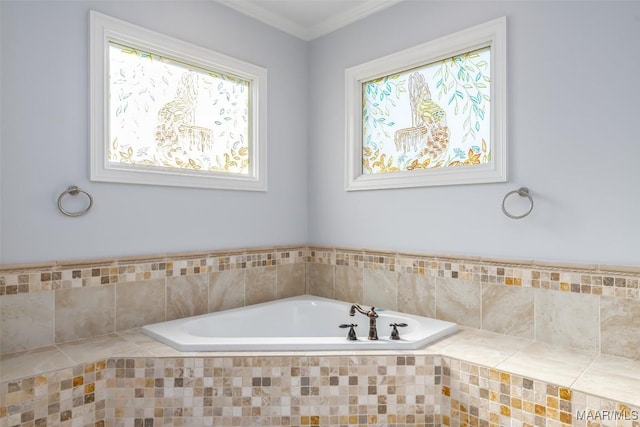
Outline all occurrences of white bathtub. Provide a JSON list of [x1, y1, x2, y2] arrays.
[[142, 295, 457, 351]]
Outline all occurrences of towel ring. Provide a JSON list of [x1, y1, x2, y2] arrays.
[[57, 186, 93, 217], [502, 187, 533, 219]]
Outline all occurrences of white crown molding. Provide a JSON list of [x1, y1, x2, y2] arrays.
[[214, 0, 402, 41], [215, 0, 310, 40], [307, 0, 402, 40]]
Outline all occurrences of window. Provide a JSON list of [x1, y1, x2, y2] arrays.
[[90, 11, 267, 191], [345, 17, 506, 190]]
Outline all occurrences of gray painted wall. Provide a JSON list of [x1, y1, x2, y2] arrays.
[[0, 1, 309, 263], [2, 1, 639, 267], [308, 1, 640, 266]]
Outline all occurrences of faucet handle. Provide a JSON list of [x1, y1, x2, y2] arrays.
[[389, 323, 408, 340], [339, 323, 358, 341]]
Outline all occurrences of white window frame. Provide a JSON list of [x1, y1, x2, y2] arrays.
[[90, 11, 267, 191], [345, 17, 506, 191]]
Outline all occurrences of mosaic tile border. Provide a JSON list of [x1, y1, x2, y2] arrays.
[[441, 358, 575, 427], [106, 354, 441, 427], [0, 360, 108, 427], [2, 354, 638, 427], [2, 246, 639, 299], [572, 392, 640, 427], [315, 247, 640, 300], [0, 247, 307, 296], [3, 245, 639, 360], [441, 357, 640, 427]]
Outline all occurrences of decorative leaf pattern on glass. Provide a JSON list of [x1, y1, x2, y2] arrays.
[[362, 74, 405, 141], [434, 48, 490, 143], [108, 43, 250, 175], [362, 47, 491, 175]]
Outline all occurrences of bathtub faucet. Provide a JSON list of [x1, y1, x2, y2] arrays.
[[349, 304, 379, 340]]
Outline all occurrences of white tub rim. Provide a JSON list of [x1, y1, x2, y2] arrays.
[[142, 295, 457, 352]]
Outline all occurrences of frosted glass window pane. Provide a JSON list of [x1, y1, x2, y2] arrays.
[[108, 43, 250, 175], [362, 47, 491, 175]]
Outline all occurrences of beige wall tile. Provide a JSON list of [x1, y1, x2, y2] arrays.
[[116, 279, 165, 330], [572, 354, 640, 405], [482, 285, 534, 338], [436, 277, 481, 328], [0, 346, 74, 382], [496, 341, 595, 387], [277, 263, 305, 298], [57, 333, 152, 364], [601, 296, 640, 359], [4, 341, 640, 426], [1, 291, 54, 354], [397, 272, 435, 318], [363, 268, 397, 310], [441, 329, 531, 367], [55, 286, 115, 343], [209, 269, 245, 312], [335, 265, 363, 304], [166, 274, 208, 321], [6, 245, 640, 363], [535, 289, 599, 351], [246, 266, 277, 305], [306, 263, 334, 299]]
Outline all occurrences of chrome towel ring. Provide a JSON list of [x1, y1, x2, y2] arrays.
[[502, 187, 533, 219], [57, 186, 93, 217]]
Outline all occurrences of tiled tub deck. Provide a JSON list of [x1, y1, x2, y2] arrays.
[[2, 246, 640, 425], [1, 328, 640, 426]]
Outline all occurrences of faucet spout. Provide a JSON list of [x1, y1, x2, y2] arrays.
[[349, 304, 379, 340]]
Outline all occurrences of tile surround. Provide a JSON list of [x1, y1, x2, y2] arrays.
[[245, 265, 277, 305], [2, 245, 640, 425], [55, 286, 115, 343], [441, 357, 580, 427], [600, 296, 640, 360], [166, 274, 209, 321], [106, 354, 442, 426], [534, 290, 600, 351], [0, 291, 54, 354], [2, 245, 640, 361], [306, 263, 335, 299], [0, 358, 109, 427], [335, 265, 364, 306], [0, 247, 309, 353], [397, 272, 436, 319], [363, 268, 398, 311], [435, 277, 481, 328], [277, 263, 306, 299], [495, 342, 596, 388], [312, 247, 640, 362], [115, 278, 166, 331], [0, 346, 74, 382], [572, 354, 640, 406], [56, 334, 152, 365], [481, 284, 534, 339], [208, 269, 246, 312], [2, 330, 640, 427], [438, 328, 532, 368]]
